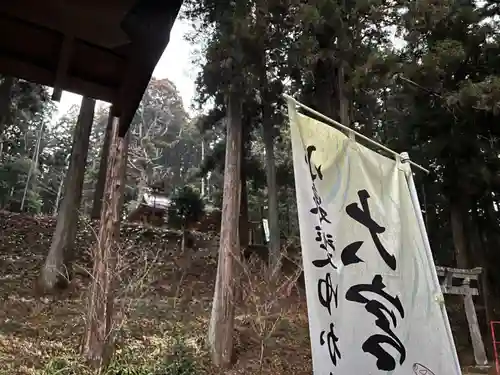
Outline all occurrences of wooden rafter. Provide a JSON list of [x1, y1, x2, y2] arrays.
[[0, 0, 184, 134]]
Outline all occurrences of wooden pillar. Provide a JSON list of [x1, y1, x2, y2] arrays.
[[38, 96, 95, 292], [463, 279, 488, 366], [82, 116, 129, 369], [208, 90, 242, 368], [91, 108, 114, 219]]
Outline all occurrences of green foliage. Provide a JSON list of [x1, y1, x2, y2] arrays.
[[386, 0, 500, 268], [0, 78, 57, 214], [40, 357, 85, 375], [106, 347, 198, 375], [169, 186, 205, 229], [183, 0, 500, 281], [0, 156, 42, 212], [40, 342, 199, 375]]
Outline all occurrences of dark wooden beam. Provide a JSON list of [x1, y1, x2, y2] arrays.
[[121, 0, 182, 48], [0, 0, 132, 49], [0, 0, 184, 122], [0, 13, 125, 101], [52, 34, 74, 102], [0, 56, 117, 103], [115, 0, 183, 136], [115, 57, 154, 137]]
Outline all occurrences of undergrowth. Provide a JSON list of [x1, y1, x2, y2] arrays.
[[40, 339, 200, 375]]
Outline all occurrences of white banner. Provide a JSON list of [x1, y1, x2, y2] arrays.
[[287, 100, 461, 375]]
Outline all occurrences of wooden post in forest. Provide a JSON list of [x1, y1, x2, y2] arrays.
[[82, 115, 129, 369], [437, 266, 488, 368], [91, 108, 114, 219], [38, 96, 95, 292], [208, 91, 243, 368]]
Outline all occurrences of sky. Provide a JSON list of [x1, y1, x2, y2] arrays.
[[54, 18, 198, 118]]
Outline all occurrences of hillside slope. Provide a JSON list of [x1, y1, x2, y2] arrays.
[[0, 211, 310, 375]]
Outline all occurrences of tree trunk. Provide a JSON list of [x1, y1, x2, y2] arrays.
[[135, 172, 148, 208], [468, 207, 492, 356], [337, 62, 350, 126], [91, 110, 114, 219], [53, 154, 71, 216], [239, 133, 249, 250], [313, 58, 336, 118], [450, 200, 469, 268], [467, 206, 485, 269], [181, 225, 186, 254], [201, 139, 205, 197], [208, 90, 242, 368], [255, 11, 281, 270], [337, 0, 350, 127], [239, 173, 249, 249], [82, 116, 128, 370], [117, 134, 130, 221], [236, 143, 248, 307], [21, 121, 45, 211], [53, 174, 65, 216], [262, 117, 280, 271], [117, 137, 130, 222], [38, 97, 95, 292]]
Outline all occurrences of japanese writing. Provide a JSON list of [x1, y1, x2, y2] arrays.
[[346, 275, 406, 371], [345, 190, 396, 270], [344, 189, 406, 371], [305, 144, 406, 372], [305, 145, 340, 373]]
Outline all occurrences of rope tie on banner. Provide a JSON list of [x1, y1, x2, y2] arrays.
[[284, 94, 430, 174], [400, 152, 410, 164], [434, 291, 445, 306], [348, 129, 356, 142], [395, 153, 402, 169]]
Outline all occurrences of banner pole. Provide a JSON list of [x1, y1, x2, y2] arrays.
[[401, 152, 463, 375], [283, 93, 430, 174]]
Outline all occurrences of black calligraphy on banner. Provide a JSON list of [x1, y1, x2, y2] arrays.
[[306, 147, 365, 271], [312, 224, 365, 269], [304, 144, 406, 372], [346, 275, 406, 371], [345, 189, 396, 270], [305, 146, 337, 271], [320, 323, 341, 366], [341, 189, 406, 371], [305, 145, 341, 372], [312, 225, 337, 269], [306, 146, 331, 225], [318, 273, 338, 315], [306, 145, 323, 181]]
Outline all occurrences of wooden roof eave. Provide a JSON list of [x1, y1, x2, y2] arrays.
[[0, 0, 184, 135]]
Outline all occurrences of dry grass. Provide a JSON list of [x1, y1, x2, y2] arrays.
[[0, 212, 312, 375], [1, 211, 484, 374]]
